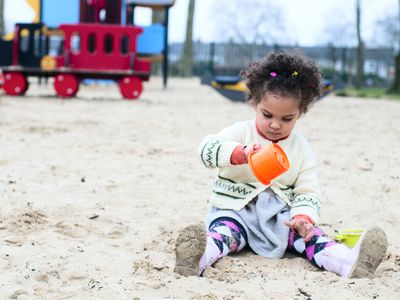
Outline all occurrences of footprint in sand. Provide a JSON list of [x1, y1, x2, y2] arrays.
[[55, 219, 110, 239], [23, 125, 68, 136], [6, 209, 48, 233], [55, 222, 91, 239], [9, 289, 28, 300], [101, 222, 129, 239]]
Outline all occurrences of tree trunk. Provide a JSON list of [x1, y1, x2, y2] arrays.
[[180, 0, 195, 77], [0, 0, 4, 37], [389, 54, 400, 93], [355, 0, 365, 88], [388, 0, 400, 94]]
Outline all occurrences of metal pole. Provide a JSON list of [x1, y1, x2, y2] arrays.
[[209, 42, 215, 74], [163, 7, 170, 88]]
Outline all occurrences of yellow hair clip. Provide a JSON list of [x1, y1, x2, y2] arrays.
[[292, 71, 298, 77]]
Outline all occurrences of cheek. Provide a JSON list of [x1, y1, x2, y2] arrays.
[[256, 115, 269, 128], [283, 121, 296, 132]]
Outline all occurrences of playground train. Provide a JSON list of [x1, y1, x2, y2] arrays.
[[0, 22, 151, 99]]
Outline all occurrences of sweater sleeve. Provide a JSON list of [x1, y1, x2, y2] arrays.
[[198, 122, 245, 168], [290, 138, 321, 223]]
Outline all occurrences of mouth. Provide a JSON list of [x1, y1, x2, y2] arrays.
[[267, 132, 284, 141], [268, 132, 281, 137]]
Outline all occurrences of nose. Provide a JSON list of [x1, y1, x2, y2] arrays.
[[270, 121, 280, 130]]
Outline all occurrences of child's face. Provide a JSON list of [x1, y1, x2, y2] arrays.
[[255, 93, 301, 141]]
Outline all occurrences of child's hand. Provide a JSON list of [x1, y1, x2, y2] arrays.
[[243, 143, 262, 161], [284, 217, 314, 243], [231, 143, 262, 165]]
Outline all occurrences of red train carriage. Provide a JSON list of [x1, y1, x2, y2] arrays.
[[0, 23, 151, 99]]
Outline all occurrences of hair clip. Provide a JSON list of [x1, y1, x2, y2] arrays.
[[291, 71, 299, 77], [270, 72, 277, 77]]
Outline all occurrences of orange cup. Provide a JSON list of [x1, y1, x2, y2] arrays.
[[248, 144, 290, 185]]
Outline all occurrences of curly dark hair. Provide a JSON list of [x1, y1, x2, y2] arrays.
[[240, 50, 322, 113]]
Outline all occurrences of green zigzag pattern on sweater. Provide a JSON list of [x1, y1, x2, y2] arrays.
[[291, 195, 320, 211], [201, 139, 222, 168], [213, 178, 255, 199]]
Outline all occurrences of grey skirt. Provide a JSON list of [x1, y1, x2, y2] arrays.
[[206, 188, 290, 258]]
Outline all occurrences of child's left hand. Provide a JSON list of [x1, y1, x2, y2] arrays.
[[284, 217, 314, 243]]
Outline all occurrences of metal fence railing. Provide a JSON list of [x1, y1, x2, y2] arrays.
[[164, 42, 396, 88]]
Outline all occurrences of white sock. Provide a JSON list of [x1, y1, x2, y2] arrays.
[[318, 243, 356, 277], [198, 237, 223, 275]]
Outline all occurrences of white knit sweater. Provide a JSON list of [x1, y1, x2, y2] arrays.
[[198, 119, 321, 223]]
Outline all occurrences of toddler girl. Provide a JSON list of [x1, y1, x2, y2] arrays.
[[174, 51, 387, 278]]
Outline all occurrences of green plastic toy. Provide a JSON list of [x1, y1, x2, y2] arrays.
[[335, 229, 365, 248]]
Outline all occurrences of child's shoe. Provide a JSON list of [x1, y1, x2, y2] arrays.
[[174, 224, 207, 277], [320, 226, 388, 278], [348, 226, 388, 278]]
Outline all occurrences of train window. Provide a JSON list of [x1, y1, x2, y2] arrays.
[[34, 30, 41, 57], [71, 32, 81, 54], [120, 35, 129, 55], [48, 34, 64, 56], [99, 9, 106, 22], [19, 29, 30, 53], [88, 33, 96, 54], [104, 33, 113, 54]]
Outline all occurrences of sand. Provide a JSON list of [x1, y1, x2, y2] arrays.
[[0, 78, 399, 299]]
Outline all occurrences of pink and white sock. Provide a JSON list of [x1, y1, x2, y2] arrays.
[[199, 217, 247, 275]]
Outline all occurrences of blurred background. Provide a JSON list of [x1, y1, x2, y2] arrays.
[[165, 0, 400, 96], [1, 0, 400, 97]]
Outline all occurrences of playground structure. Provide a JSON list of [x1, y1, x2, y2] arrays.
[[1, 23, 151, 98], [0, 0, 176, 99]]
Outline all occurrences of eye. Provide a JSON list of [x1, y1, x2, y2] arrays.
[[263, 113, 272, 118], [282, 118, 294, 122]]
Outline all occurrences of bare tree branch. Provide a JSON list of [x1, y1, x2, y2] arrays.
[[211, 0, 286, 44]]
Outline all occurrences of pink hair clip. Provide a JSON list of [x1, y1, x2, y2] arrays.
[[270, 72, 277, 77]]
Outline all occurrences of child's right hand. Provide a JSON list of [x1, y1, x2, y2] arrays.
[[231, 143, 262, 165]]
